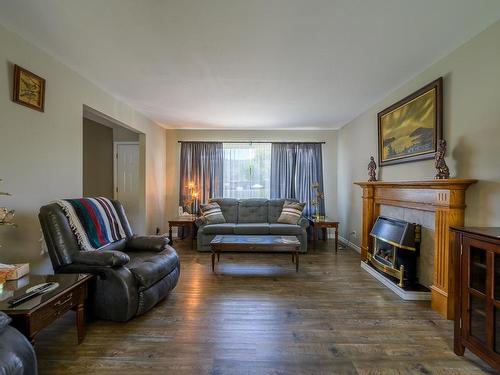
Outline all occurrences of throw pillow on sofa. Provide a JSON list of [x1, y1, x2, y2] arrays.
[[200, 202, 226, 224], [277, 201, 305, 224]]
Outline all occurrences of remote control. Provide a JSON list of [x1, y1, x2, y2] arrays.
[[7, 282, 57, 307]]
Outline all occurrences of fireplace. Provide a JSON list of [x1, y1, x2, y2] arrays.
[[367, 216, 420, 288], [354, 180, 477, 318]]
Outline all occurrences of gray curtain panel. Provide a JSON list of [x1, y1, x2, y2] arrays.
[[179, 142, 223, 214], [270, 143, 325, 217], [295, 143, 325, 217], [270, 143, 296, 199]]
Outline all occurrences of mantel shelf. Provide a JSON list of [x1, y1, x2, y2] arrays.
[[354, 179, 477, 189]]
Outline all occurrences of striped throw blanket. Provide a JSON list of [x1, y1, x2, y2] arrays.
[[56, 197, 128, 251]]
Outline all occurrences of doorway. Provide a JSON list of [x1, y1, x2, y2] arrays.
[[114, 142, 140, 230], [82, 105, 146, 233]]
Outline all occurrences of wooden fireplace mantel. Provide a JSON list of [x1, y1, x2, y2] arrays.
[[354, 179, 477, 319]]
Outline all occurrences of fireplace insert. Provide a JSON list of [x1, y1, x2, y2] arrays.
[[367, 216, 420, 288]]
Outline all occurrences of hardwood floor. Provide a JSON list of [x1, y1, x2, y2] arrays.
[[35, 240, 495, 374]]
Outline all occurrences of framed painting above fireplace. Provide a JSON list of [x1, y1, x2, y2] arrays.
[[377, 77, 442, 166]]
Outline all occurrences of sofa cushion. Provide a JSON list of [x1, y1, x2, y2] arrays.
[[200, 202, 226, 224], [269, 224, 304, 235], [234, 223, 270, 235], [277, 201, 305, 224], [209, 198, 238, 223], [238, 199, 269, 223], [268, 198, 299, 223], [127, 248, 179, 290], [202, 223, 236, 235], [268, 199, 286, 223]]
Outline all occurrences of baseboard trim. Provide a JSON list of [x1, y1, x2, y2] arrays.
[[339, 235, 361, 253]]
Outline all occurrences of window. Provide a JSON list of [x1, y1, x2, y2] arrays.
[[223, 143, 271, 199]]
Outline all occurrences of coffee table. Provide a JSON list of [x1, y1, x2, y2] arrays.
[[209, 235, 302, 272]]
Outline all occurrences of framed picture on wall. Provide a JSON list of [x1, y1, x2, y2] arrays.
[[377, 77, 442, 166], [13, 64, 46, 112]]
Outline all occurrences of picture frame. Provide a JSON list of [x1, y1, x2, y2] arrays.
[[377, 77, 442, 166], [13, 64, 46, 112]]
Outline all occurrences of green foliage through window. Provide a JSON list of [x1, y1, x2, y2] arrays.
[[223, 143, 271, 199]]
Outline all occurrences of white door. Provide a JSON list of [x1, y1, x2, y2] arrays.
[[114, 142, 140, 230]]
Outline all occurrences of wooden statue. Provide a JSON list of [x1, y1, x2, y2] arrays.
[[368, 156, 377, 182], [435, 139, 450, 179]]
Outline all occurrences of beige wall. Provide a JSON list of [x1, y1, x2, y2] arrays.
[[165, 129, 338, 221], [83, 118, 114, 198], [338, 20, 500, 246], [0, 24, 167, 273]]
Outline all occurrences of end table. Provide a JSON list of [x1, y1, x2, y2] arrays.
[[309, 217, 339, 252], [0, 273, 93, 344], [168, 216, 197, 249]]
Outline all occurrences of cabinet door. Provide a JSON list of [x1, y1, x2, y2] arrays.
[[463, 237, 500, 364], [495, 252, 500, 354], [463, 238, 489, 346]]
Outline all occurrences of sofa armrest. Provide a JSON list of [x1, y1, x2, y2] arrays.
[[0, 347, 24, 375], [126, 235, 169, 252], [0, 312, 11, 334], [0, 318, 37, 375], [298, 217, 310, 229], [72, 250, 130, 267], [195, 216, 206, 228]]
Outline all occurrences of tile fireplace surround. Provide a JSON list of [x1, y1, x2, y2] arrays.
[[354, 179, 477, 319]]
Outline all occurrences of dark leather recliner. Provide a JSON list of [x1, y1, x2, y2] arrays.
[[39, 200, 180, 322], [0, 311, 37, 375]]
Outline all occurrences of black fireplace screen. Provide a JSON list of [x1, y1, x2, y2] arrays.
[[368, 216, 420, 287]]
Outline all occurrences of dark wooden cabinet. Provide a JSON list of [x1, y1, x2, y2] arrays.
[[451, 227, 500, 371]]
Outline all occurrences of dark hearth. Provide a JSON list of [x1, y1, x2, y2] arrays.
[[368, 216, 420, 288]]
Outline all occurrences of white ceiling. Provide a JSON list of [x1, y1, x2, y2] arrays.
[[1, 1, 500, 130]]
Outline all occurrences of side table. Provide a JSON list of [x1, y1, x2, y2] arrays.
[[309, 217, 340, 252], [0, 273, 93, 344], [168, 216, 197, 249]]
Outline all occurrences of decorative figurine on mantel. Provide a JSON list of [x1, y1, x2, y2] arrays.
[[434, 139, 450, 179], [368, 156, 377, 182]]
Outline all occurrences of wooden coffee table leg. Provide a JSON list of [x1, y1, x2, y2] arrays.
[[217, 253, 220, 262], [211, 252, 215, 272], [295, 251, 299, 272]]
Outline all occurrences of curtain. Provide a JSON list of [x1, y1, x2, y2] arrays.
[[179, 142, 223, 214], [295, 144, 325, 218], [270, 143, 296, 199], [270, 143, 325, 218]]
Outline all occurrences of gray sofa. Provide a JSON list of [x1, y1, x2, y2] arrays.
[[196, 198, 309, 252]]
